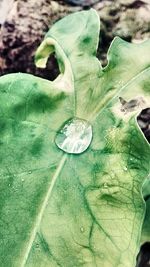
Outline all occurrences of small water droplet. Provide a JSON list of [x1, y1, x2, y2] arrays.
[[103, 183, 108, 188], [80, 226, 84, 233], [55, 117, 93, 154], [14, 188, 18, 192], [123, 167, 128, 171], [130, 158, 133, 161], [100, 253, 104, 259], [21, 178, 24, 182], [8, 183, 11, 187], [28, 171, 32, 174]]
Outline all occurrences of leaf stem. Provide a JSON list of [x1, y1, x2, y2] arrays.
[[20, 154, 67, 267]]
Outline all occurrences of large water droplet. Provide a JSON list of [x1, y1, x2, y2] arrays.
[[55, 117, 92, 154]]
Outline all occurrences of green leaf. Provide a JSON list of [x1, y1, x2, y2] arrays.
[[0, 9, 150, 267]]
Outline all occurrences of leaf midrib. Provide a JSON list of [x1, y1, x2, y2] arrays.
[[21, 154, 67, 267]]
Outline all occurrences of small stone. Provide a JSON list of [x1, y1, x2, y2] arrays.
[[63, 0, 99, 6]]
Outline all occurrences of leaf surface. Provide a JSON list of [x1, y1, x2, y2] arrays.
[[0, 9, 150, 267]]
